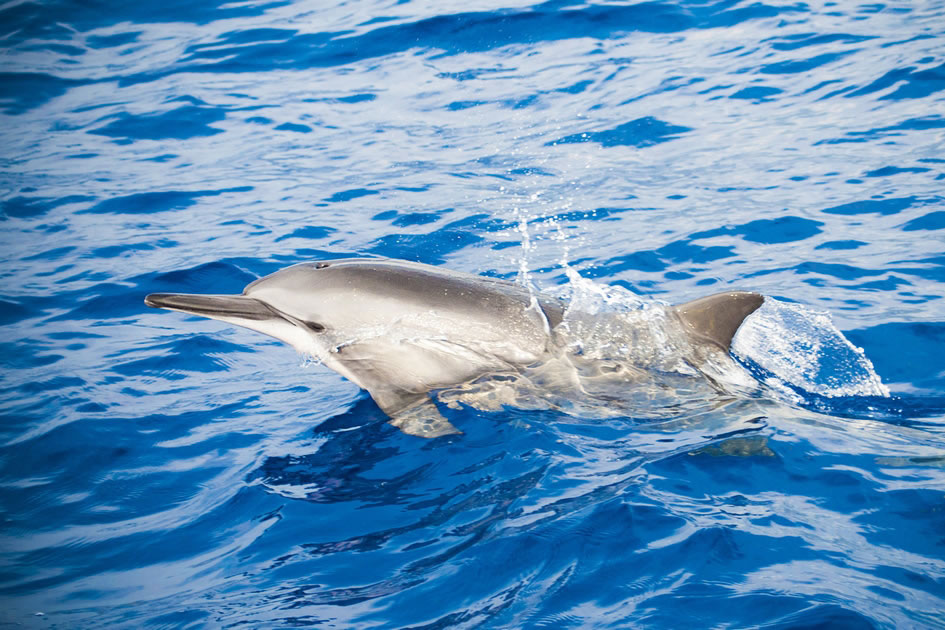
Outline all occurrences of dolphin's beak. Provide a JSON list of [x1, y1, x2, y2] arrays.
[[144, 293, 281, 321]]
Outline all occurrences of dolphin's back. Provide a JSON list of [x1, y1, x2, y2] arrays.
[[247, 258, 564, 329]]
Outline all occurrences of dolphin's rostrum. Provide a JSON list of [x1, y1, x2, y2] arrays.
[[145, 257, 763, 437]]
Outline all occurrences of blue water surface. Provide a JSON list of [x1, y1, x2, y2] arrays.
[[2, 0, 945, 627]]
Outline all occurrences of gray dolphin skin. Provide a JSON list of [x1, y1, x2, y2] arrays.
[[145, 257, 763, 437]]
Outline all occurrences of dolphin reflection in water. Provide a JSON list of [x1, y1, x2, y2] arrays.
[[145, 257, 764, 437]]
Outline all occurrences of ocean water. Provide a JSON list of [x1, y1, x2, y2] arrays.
[[2, 0, 945, 627]]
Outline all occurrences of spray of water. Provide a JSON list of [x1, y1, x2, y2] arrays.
[[500, 186, 889, 409], [732, 298, 890, 399]]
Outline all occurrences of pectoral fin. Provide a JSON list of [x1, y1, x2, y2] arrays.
[[672, 292, 764, 352], [387, 400, 462, 438], [368, 387, 461, 438]]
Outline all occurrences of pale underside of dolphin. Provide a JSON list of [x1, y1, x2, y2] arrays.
[[145, 257, 763, 437]]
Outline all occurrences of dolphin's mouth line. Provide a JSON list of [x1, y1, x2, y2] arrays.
[[144, 293, 285, 322]]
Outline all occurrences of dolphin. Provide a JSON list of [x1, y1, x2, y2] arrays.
[[144, 257, 763, 437]]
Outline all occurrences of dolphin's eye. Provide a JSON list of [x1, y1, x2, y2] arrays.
[[315, 262, 330, 269], [304, 321, 326, 333]]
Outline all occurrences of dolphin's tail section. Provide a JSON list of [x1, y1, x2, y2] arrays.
[[672, 292, 764, 352], [145, 293, 280, 320]]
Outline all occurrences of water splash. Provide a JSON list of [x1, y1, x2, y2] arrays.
[[733, 298, 890, 399]]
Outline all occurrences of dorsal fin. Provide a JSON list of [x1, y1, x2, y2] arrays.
[[672, 291, 764, 352]]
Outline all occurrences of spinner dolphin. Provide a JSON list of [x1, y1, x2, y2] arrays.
[[145, 257, 763, 436]]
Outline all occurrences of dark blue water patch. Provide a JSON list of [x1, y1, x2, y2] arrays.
[[257, 446, 429, 508], [659, 239, 737, 265], [19, 42, 85, 56], [759, 51, 855, 75], [0, 299, 35, 326], [21, 246, 76, 262], [585, 216, 822, 278], [0, 294, 68, 326], [821, 196, 927, 216], [147, 609, 212, 628], [698, 81, 735, 96], [847, 61, 945, 100], [0, 194, 94, 220], [1, 402, 270, 527], [0, 2, 74, 42], [126, 1, 805, 86], [799, 78, 845, 96], [325, 188, 380, 203], [729, 85, 783, 101], [79, 186, 252, 215], [508, 166, 556, 177], [847, 322, 945, 392], [185, 3, 689, 68], [621, 76, 706, 105], [215, 26, 299, 45], [692, 216, 824, 244], [448, 100, 486, 110], [549, 117, 692, 148], [543, 206, 633, 223], [111, 335, 249, 377], [815, 240, 867, 250], [369, 229, 484, 264], [246, 115, 272, 124], [0, 0, 291, 45], [796, 262, 887, 281], [3, 485, 277, 596], [696, 1, 803, 28], [586, 237, 737, 278], [439, 212, 510, 235], [858, 487, 945, 562], [390, 211, 446, 228], [149, 259, 261, 295], [864, 165, 932, 177], [88, 104, 227, 141], [500, 93, 538, 109], [437, 67, 516, 82], [43, 260, 262, 323], [304, 93, 377, 104], [86, 31, 141, 49], [765, 32, 877, 51], [901, 211, 945, 231], [0, 72, 89, 115], [274, 226, 336, 242], [764, 604, 879, 629], [817, 115, 945, 144], [88, 240, 175, 258], [557, 79, 594, 94], [16, 376, 86, 395], [0, 341, 63, 370], [367, 210, 401, 221], [742, 261, 892, 284], [44, 282, 149, 323], [365, 215, 507, 263], [274, 121, 312, 133], [168, 94, 207, 106], [840, 274, 912, 292], [137, 153, 178, 163]]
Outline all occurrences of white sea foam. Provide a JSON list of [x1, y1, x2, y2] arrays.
[[732, 298, 890, 399]]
